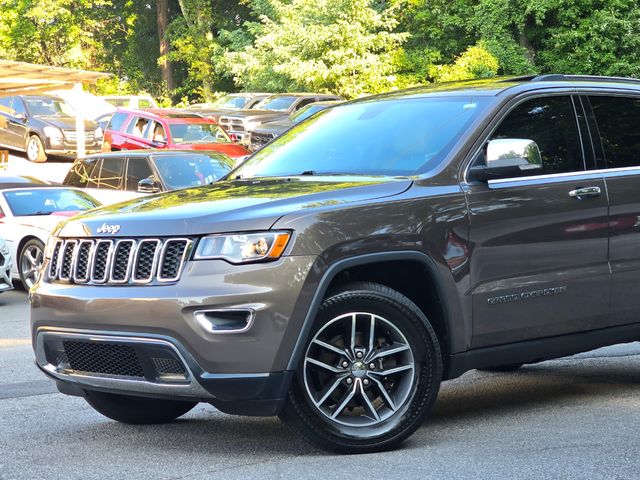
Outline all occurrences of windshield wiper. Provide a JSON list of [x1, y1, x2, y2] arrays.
[[26, 211, 54, 216]]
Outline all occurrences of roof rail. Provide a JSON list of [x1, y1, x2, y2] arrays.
[[531, 74, 640, 85]]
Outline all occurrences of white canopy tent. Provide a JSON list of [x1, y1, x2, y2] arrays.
[[0, 60, 110, 157]]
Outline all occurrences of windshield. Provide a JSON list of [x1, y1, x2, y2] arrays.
[[3, 188, 100, 216], [291, 104, 328, 124], [218, 95, 247, 109], [154, 154, 234, 189], [254, 96, 298, 111], [25, 97, 73, 117], [168, 123, 231, 144], [234, 96, 490, 178]]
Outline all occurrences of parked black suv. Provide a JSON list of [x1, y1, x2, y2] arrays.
[[0, 94, 102, 162], [31, 75, 640, 453]]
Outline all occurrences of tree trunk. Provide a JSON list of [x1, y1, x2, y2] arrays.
[[157, 0, 175, 93]]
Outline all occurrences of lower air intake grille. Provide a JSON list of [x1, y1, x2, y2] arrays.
[[62, 341, 145, 378]]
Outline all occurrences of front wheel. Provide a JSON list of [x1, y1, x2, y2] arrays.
[[84, 390, 197, 424], [26, 134, 47, 163], [280, 282, 442, 453], [19, 239, 44, 290]]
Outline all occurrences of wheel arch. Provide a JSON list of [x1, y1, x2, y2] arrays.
[[285, 251, 464, 376]]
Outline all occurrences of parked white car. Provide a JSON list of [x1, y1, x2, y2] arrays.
[[101, 95, 158, 109], [0, 184, 101, 289], [0, 237, 13, 293]]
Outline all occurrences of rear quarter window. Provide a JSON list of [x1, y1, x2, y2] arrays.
[[64, 157, 101, 188]]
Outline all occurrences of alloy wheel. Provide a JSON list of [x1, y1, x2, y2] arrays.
[[303, 312, 416, 427], [21, 243, 44, 288]]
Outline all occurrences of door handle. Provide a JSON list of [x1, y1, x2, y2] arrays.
[[569, 186, 601, 198]]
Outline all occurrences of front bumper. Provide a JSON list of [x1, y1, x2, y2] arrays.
[[35, 328, 293, 415], [31, 255, 316, 414]]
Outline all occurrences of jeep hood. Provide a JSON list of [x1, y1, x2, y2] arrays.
[[56, 177, 412, 238]]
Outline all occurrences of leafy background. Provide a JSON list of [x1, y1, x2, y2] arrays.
[[1, 0, 638, 103]]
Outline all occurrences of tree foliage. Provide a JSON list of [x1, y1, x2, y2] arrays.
[[0, 0, 639, 102]]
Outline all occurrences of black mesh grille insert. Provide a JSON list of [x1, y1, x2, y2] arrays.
[[49, 241, 62, 277], [62, 341, 145, 377], [152, 357, 186, 375], [93, 242, 111, 281], [135, 241, 158, 280], [60, 242, 76, 279], [74, 242, 92, 281], [159, 240, 187, 279], [112, 241, 133, 281]]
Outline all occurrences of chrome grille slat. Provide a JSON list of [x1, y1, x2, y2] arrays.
[[48, 237, 189, 285]]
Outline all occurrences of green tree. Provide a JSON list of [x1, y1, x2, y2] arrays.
[[223, 0, 407, 98]]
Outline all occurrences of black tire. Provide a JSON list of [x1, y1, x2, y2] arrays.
[[25, 134, 47, 163], [84, 390, 197, 424], [477, 364, 524, 373], [279, 282, 442, 454], [18, 238, 44, 290]]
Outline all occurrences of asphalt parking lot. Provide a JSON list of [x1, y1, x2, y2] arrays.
[[2, 286, 640, 479]]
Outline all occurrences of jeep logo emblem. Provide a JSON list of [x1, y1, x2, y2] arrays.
[[96, 223, 121, 235]]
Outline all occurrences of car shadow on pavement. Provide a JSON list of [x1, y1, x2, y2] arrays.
[[428, 360, 640, 426]]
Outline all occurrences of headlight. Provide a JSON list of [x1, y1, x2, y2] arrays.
[[95, 126, 103, 139], [194, 231, 291, 264], [43, 126, 63, 144]]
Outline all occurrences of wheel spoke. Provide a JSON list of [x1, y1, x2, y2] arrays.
[[26, 250, 37, 267], [358, 381, 380, 421], [306, 357, 343, 373], [314, 375, 346, 408], [350, 313, 357, 353], [369, 376, 396, 411], [368, 343, 410, 361], [368, 314, 376, 353], [369, 364, 414, 376], [331, 381, 358, 419], [24, 268, 36, 279], [312, 338, 346, 356]]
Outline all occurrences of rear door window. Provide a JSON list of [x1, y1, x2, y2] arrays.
[[125, 116, 151, 138], [126, 157, 154, 190], [588, 95, 640, 169]]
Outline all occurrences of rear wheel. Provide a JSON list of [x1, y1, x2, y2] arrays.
[[19, 239, 44, 290], [84, 390, 197, 424], [25, 134, 47, 163], [280, 282, 442, 453]]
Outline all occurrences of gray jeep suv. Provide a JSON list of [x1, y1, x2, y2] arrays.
[[31, 75, 640, 453]]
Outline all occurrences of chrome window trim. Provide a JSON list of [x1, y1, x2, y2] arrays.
[[108, 239, 137, 284], [157, 238, 192, 283], [131, 239, 161, 284], [488, 165, 640, 186]]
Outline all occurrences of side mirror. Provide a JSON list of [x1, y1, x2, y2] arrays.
[[469, 138, 542, 182], [137, 176, 160, 193]]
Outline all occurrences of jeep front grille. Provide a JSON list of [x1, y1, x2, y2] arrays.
[[48, 237, 192, 285], [62, 340, 146, 378]]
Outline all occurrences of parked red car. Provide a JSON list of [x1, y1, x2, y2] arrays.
[[101, 108, 250, 159]]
